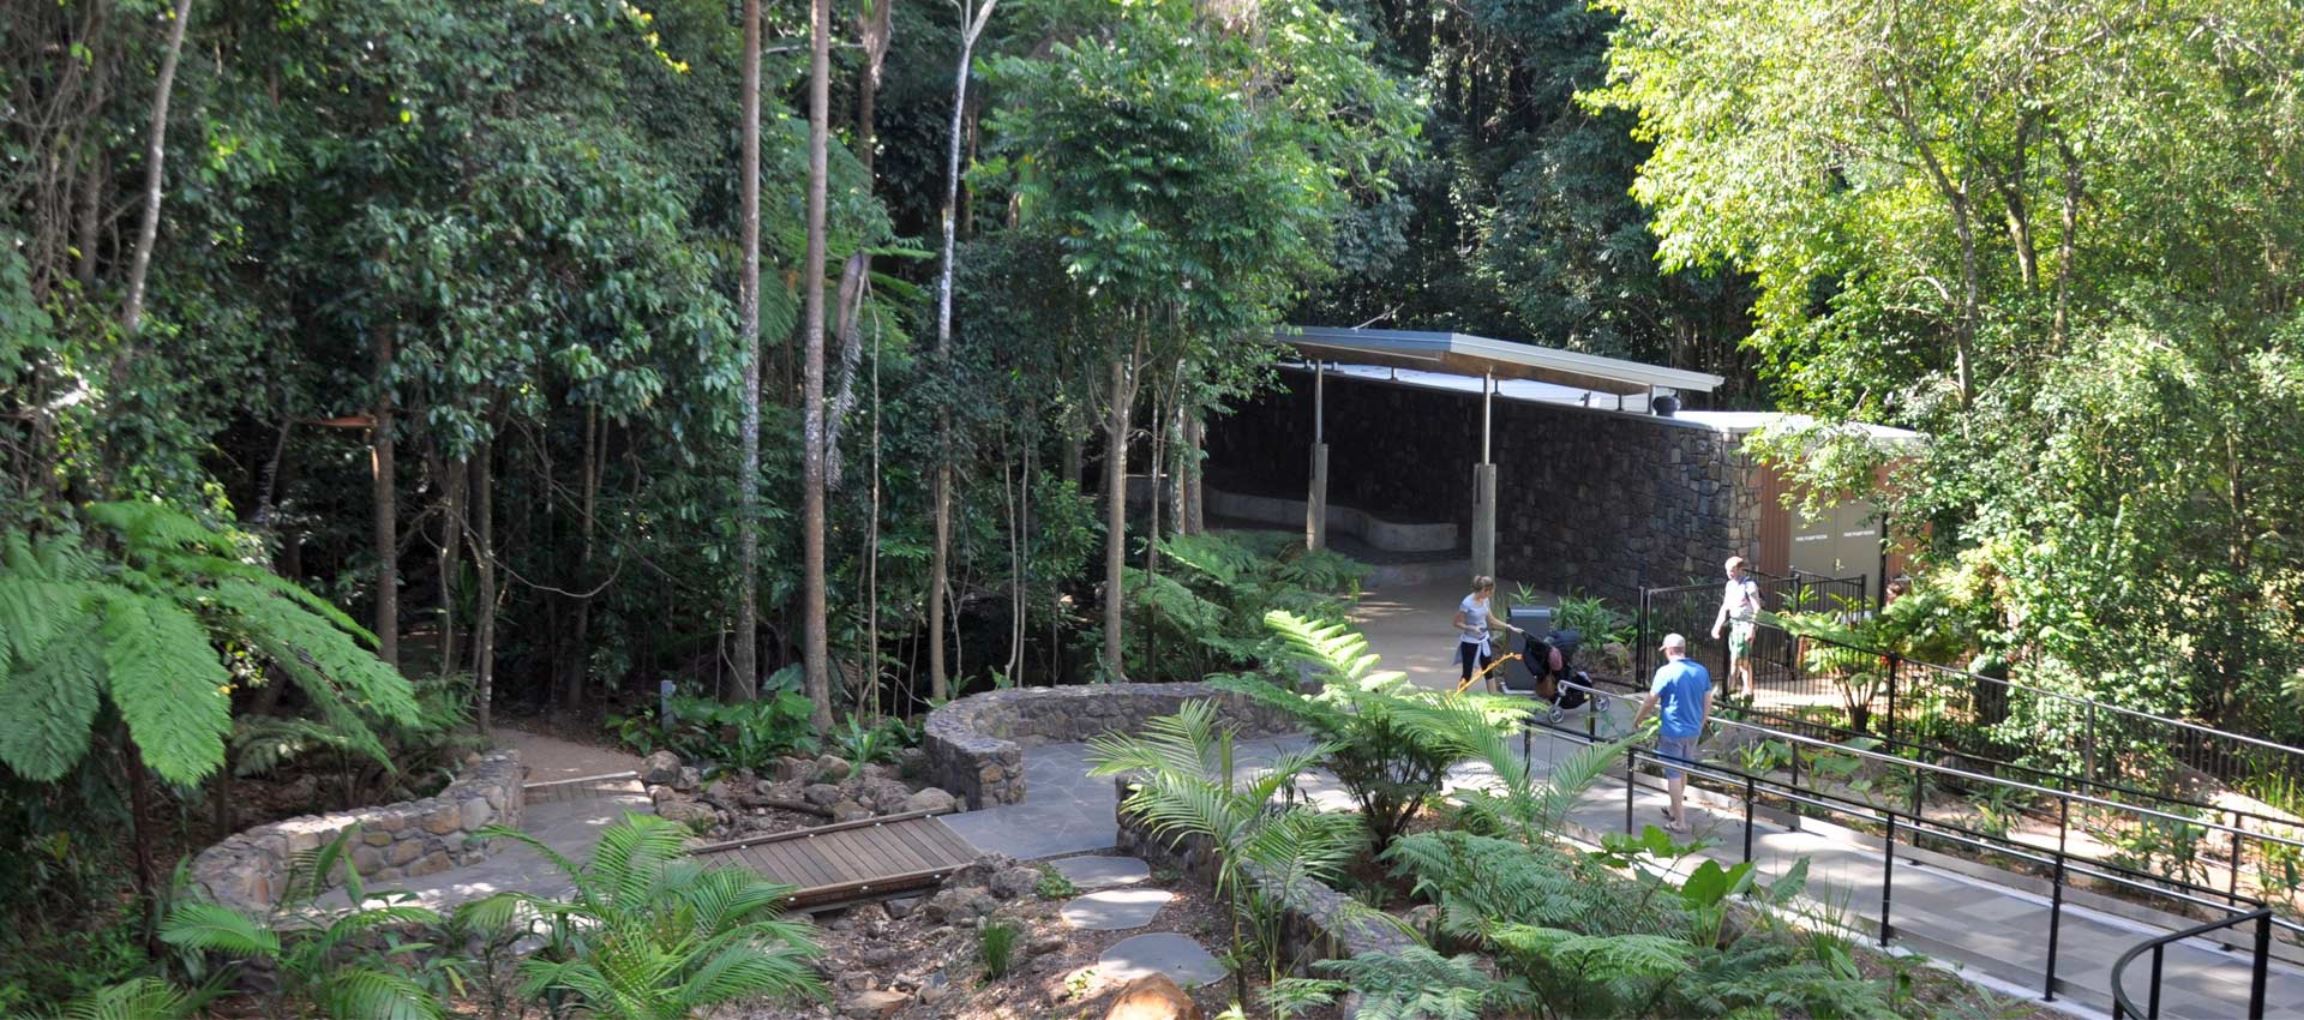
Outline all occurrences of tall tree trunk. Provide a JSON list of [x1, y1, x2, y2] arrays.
[[1101, 339, 1139, 680], [802, 0, 834, 730], [437, 454, 465, 680], [930, 0, 999, 704], [734, 0, 765, 703], [1183, 411, 1205, 534], [856, 0, 894, 178], [472, 442, 497, 734], [119, 0, 193, 335], [561, 406, 601, 711], [371, 333, 399, 670]]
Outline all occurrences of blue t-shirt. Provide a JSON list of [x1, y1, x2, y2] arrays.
[[1650, 658, 1713, 738]]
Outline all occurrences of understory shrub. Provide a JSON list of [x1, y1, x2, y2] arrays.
[[1221, 611, 1527, 851], [1120, 531, 1369, 681], [610, 692, 818, 771]]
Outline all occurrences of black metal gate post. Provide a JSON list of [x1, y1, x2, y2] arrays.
[[1743, 775, 1756, 864], [2045, 857, 2066, 1001], [1880, 810, 1897, 947], [1624, 745, 1636, 834], [1885, 654, 1900, 745], [1787, 741, 1802, 832], [2251, 910, 2272, 1019]]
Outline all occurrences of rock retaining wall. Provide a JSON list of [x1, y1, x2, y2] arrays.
[[190, 751, 526, 912], [1207, 369, 1762, 596], [1115, 776, 1413, 1008], [923, 684, 1300, 808]]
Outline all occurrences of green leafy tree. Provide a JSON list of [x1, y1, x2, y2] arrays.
[[1596, 0, 2304, 752]]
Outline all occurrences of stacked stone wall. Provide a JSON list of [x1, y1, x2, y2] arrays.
[[1207, 372, 1762, 595], [190, 751, 525, 911]]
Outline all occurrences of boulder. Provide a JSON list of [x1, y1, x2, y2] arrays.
[[640, 751, 682, 786], [702, 777, 751, 811], [840, 989, 910, 1019], [894, 746, 929, 779], [674, 766, 702, 792], [832, 800, 874, 824], [803, 783, 846, 807], [990, 866, 1041, 900], [884, 895, 923, 919], [924, 887, 996, 924], [1105, 974, 1202, 1020], [656, 799, 717, 830], [862, 779, 915, 815], [815, 754, 854, 783], [772, 756, 819, 785], [902, 787, 957, 815]]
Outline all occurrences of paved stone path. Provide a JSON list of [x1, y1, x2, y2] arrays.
[[1053, 855, 1151, 891], [334, 735, 653, 912], [1099, 932, 1228, 989], [1061, 887, 1174, 930]]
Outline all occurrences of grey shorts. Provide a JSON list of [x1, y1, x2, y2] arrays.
[[1657, 734, 1699, 780]]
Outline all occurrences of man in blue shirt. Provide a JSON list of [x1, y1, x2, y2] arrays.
[[1632, 632, 1712, 834]]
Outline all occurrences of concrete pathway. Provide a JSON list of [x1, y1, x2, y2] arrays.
[[336, 736, 653, 912]]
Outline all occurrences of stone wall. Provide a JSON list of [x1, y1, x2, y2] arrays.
[[922, 683, 1301, 808], [1207, 371, 1762, 595], [1115, 776, 1414, 995], [190, 751, 526, 912]]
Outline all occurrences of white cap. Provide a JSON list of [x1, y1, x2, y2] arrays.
[[1660, 633, 1687, 652]]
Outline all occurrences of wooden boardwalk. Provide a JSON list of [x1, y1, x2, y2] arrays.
[[692, 810, 979, 910]]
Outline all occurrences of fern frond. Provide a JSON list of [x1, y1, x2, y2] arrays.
[[315, 966, 446, 1020], [98, 591, 232, 785], [0, 615, 106, 781], [160, 902, 283, 958], [52, 977, 213, 1020]]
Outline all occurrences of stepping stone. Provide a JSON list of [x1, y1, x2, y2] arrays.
[[1052, 855, 1151, 892], [1060, 888, 1173, 931], [1098, 932, 1227, 989]]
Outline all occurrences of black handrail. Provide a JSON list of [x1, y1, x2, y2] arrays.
[[1575, 731, 2283, 1011], [2110, 908, 2273, 1019]]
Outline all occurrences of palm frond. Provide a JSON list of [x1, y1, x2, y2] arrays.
[[315, 966, 447, 1020], [160, 902, 283, 958]]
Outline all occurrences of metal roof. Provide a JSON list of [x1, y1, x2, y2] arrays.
[[1277, 326, 1724, 396]]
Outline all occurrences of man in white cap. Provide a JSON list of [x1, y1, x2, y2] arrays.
[[1632, 632, 1712, 833]]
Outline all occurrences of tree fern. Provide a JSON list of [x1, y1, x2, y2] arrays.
[[461, 814, 824, 1018], [0, 502, 424, 786], [44, 977, 211, 1020]]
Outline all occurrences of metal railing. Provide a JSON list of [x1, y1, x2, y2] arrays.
[[1632, 576, 2304, 869], [1509, 687, 2293, 1012], [2111, 908, 2274, 1019]]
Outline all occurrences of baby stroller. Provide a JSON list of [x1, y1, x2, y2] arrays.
[[1498, 627, 1596, 724]]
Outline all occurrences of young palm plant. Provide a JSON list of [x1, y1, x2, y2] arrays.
[[1087, 699, 1364, 1002], [460, 813, 824, 1019], [160, 835, 448, 1019]]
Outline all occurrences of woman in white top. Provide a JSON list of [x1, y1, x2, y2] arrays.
[[1454, 575, 1522, 690]]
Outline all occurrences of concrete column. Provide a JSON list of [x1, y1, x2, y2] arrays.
[[1307, 443, 1329, 550], [1472, 462, 1497, 578], [1308, 361, 1327, 551]]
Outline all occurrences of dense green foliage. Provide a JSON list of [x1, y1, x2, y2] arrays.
[[1598, 0, 2304, 745]]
